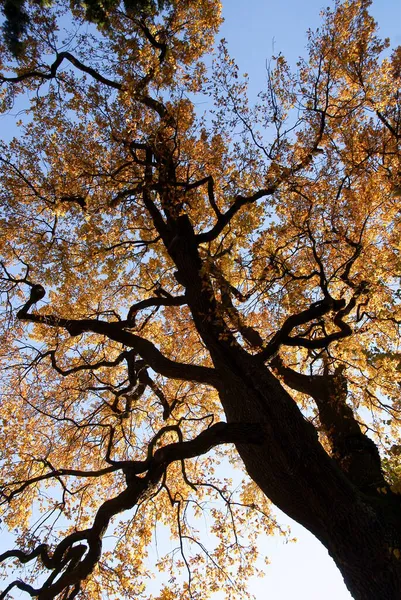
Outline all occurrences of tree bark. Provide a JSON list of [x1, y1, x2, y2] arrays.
[[168, 219, 401, 600], [216, 355, 401, 600]]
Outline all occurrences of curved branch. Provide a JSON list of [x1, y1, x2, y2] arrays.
[[151, 421, 264, 466], [126, 293, 187, 322], [284, 319, 352, 350], [258, 296, 346, 360], [0, 51, 121, 89], [1, 464, 119, 503], [195, 108, 328, 246], [196, 187, 276, 244], [17, 296, 218, 387], [138, 368, 175, 419], [46, 349, 129, 376], [0, 580, 38, 599], [176, 175, 221, 218], [0, 422, 263, 599], [0, 544, 53, 569], [135, 19, 167, 63]]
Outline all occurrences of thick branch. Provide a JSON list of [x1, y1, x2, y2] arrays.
[[0, 52, 121, 89], [270, 356, 316, 396], [126, 293, 186, 323], [271, 356, 386, 492], [196, 187, 276, 244], [149, 421, 264, 468], [259, 296, 347, 360], [0, 580, 38, 599], [178, 175, 221, 218], [135, 19, 167, 63], [0, 422, 263, 599], [17, 301, 218, 387], [47, 349, 128, 376]]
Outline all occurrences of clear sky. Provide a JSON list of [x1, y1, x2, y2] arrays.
[[220, 0, 401, 95], [217, 1, 401, 598], [0, 1, 400, 599]]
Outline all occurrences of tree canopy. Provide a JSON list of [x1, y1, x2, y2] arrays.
[[0, 0, 170, 56], [0, 0, 401, 598]]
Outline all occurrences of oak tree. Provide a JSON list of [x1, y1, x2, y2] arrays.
[[0, 0, 401, 598]]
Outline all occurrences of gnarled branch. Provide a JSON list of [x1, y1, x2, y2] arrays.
[[16, 288, 218, 387]]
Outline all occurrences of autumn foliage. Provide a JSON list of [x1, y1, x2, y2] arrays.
[[0, 0, 401, 598]]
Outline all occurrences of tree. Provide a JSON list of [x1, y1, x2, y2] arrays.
[[0, 0, 170, 56], [0, 0, 400, 597]]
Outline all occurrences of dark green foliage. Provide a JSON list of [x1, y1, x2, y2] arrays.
[[0, 0, 169, 56], [0, 0, 29, 56]]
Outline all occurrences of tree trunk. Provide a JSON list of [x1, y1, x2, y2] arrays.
[[168, 216, 401, 599], [215, 351, 401, 600]]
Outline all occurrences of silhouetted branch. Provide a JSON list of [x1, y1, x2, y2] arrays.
[[0, 421, 263, 599], [16, 287, 218, 387]]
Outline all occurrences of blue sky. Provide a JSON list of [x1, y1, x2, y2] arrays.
[[220, 0, 401, 92]]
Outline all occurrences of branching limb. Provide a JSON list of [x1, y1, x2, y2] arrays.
[[216, 273, 263, 349], [16, 287, 218, 387], [137, 368, 175, 419], [258, 296, 347, 360], [178, 175, 221, 218], [0, 422, 263, 599], [0, 51, 122, 89], [1, 465, 120, 504], [0, 580, 38, 599], [126, 293, 187, 323], [196, 104, 328, 246], [196, 187, 276, 244], [135, 19, 167, 63], [46, 349, 129, 377], [271, 356, 386, 492]]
